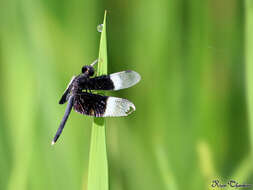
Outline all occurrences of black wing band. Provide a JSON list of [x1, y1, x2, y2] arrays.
[[80, 75, 114, 91], [59, 89, 70, 104], [73, 92, 107, 117], [59, 76, 75, 104]]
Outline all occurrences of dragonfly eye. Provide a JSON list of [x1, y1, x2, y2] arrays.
[[82, 66, 88, 73], [82, 66, 94, 76], [88, 67, 94, 76]]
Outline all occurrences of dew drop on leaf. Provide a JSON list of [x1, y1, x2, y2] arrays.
[[97, 24, 103, 32]]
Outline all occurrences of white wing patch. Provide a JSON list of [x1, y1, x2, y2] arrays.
[[110, 71, 141, 90], [104, 97, 136, 117]]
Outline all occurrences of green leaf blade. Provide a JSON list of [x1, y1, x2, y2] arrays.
[[87, 11, 108, 190]]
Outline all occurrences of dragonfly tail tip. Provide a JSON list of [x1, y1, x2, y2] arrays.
[[51, 141, 55, 146]]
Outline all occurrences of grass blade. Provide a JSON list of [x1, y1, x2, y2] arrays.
[[246, 0, 253, 154], [87, 11, 108, 190]]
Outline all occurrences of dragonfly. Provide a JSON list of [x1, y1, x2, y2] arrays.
[[52, 60, 141, 145]]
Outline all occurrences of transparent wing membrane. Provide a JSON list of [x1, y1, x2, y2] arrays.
[[103, 97, 136, 117], [109, 70, 141, 90]]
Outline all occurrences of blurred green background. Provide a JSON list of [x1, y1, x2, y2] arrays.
[[0, 0, 252, 190]]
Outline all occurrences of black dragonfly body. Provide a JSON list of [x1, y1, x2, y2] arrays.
[[52, 60, 141, 145]]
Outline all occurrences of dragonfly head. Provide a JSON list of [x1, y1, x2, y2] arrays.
[[82, 65, 94, 77]]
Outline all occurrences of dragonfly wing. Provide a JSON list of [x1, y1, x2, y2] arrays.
[[59, 76, 75, 104], [82, 70, 141, 91], [73, 92, 135, 117]]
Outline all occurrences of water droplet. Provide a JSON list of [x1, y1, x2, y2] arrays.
[[97, 24, 103, 32]]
